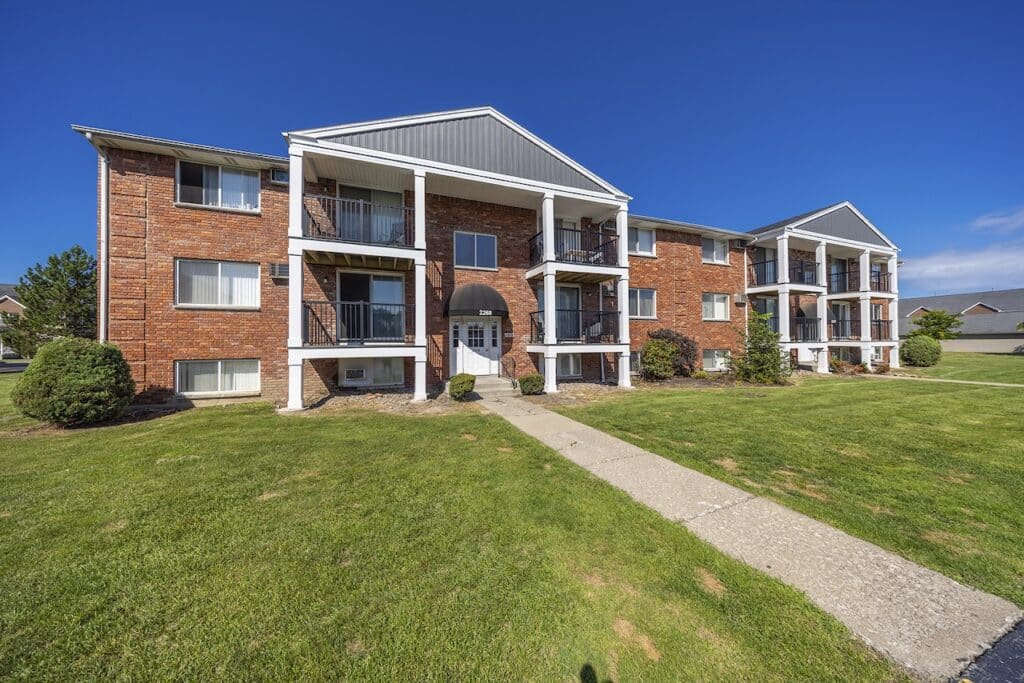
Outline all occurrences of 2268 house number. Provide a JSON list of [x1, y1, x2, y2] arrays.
[[478, 309, 492, 316]]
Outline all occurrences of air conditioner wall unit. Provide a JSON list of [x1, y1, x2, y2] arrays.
[[734, 293, 748, 305], [269, 263, 289, 279], [734, 239, 749, 248]]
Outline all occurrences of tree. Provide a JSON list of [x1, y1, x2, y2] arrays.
[[1017, 321, 1024, 332], [909, 309, 963, 340], [0, 246, 96, 357], [729, 313, 790, 384]]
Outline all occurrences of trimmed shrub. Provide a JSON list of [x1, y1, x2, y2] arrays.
[[640, 338, 677, 380], [518, 373, 544, 395], [901, 335, 941, 367], [730, 313, 790, 384], [448, 373, 476, 400], [692, 369, 710, 380], [12, 337, 134, 426], [647, 329, 699, 376]]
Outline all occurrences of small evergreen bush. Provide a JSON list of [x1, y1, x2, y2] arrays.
[[518, 373, 544, 395], [647, 329, 699, 376], [448, 373, 476, 400], [12, 338, 134, 426], [900, 335, 941, 367], [730, 313, 790, 384], [640, 338, 677, 380]]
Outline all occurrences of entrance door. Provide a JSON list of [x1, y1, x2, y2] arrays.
[[451, 317, 500, 376]]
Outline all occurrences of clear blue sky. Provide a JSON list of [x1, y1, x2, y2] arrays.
[[2, 1, 1022, 297]]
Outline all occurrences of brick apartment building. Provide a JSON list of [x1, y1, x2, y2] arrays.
[[74, 107, 901, 409]]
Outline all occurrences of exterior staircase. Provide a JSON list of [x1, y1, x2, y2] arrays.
[[467, 375, 519, 399]]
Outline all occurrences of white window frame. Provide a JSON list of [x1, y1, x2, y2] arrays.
[[701, 237, 730, 265], [702, 349, 730, 372], [628, 288, 657, 319], [871, 346, 885, 362], [628, 227, 656, 256], [269, 168, 289, 185], [174, 259, 261, 310], [175, 160, 261, 214], [453, 231, 498, 271], [338, 357, 406, 388], [175, 359, 260, 397], [556, 353, 582, 378], [702, 293, 731, 321]]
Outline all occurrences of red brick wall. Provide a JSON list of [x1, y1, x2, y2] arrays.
[[628, 231, 745, 360], [102, 149, 289, 403]]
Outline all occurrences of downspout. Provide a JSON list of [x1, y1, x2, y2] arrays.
[[86, 132, 110, 342]]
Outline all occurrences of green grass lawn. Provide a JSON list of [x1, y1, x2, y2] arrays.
[[0, 378, 902, 680], [0, 373, 35, 432], [899, 351, 1024, 384], [556, 376, 1024, 607]]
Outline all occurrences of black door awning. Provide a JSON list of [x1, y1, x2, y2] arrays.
[[444, 283, 510, 318]]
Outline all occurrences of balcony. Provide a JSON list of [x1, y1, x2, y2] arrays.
[[790, 317, 821, 342], [748, 260, 819, 286], [829, 319, 861, 341], [303, 301, 413, 346], [528, 228, 619, 267], [750, 260, 778, 286], [870, 272, 893, 293], [871, 319, 893, 341], [302, 195, 414, 247], [529, 309, 619, 343], [828, 270, 859, 294], [788, 260, 820, 286]]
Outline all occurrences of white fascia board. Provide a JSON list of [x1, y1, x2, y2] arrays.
[[629, 215, 750, 240], [288, 237, 426, 264], [526, 343, 630, 355], [786, 228, 898, 254], [525, 261, 627, 280], [71, 125, 288, 169], [289, 346, 427, 362], [289, 139, 627, 206], [960, 302, 1001, 314], [904, 306, 929, 317], [0, 296, 24, 309], [286, 108, 630, 200]]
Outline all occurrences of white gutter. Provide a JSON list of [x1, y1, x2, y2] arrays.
[[86, 132, 110, 342]]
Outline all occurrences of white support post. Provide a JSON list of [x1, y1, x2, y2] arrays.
[[615, 204, 628, 268], [617, 275, 630, 343], [288, 252, 303, 348], [887, 254, 899, 294], [859, 249, 871, 292], [618, 352, 632, 388], [542, 193, 555, 262], [543, 272, 557, 346], [414, 262, 427, 347], [414, 169, 426, 250], [816, 292, 828, 342], [544, 353, 559, 393], [778, 286, 790, 342], [413, 360, 427, 402], [816, 348, 830, 374], [859, 295, 872, 341], [287, 361, 303, 410], [815, 241, 827, 288], [777, 235, 790, 284], [288, 149, 303, 239], [890, 345, 901, 369], [862, 345, 874, 371]]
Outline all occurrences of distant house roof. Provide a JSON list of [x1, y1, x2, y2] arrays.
[[0, 284, 21, 304], [749, 201, 896, 249], [898, 288, 1024, 336]]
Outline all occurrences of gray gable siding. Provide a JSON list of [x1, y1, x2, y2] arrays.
[[323, 115, 608, 193], [797, 206, 890, 247]]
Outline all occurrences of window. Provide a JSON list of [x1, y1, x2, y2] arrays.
[[701, 237, 729, 264], [557, 353, 582, 378], [702, 349, 730, 372], [628, 227, 655, 256], [629, 351, 640, 375], [628, 288, 656, 318], [176, 359, 259, 396], [554, 218, 577, 229], [339, 358, 405, 386], [176, 260, 259, 308], [373, 357, 404, 385], [177, 161, 260, 211], [454, 231, 497, 269], [871, 347, 885, 362], [702, 293, 730, 321], [270, 168, 289, 185]]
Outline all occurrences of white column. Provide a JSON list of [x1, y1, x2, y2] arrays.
[[888, 298, 899, 340], [287, 252, 303, 348], [859, 249, 871, 292], [413, 359, 427, 402], [815, 241, 827, 288], [615, 204, 628, 268], [815, 348, 830, 374], [859, 295, 872, 341], [862, 345, 874, 371], [778, 286, 790, 342], [777, 235, 790, 284], [288, 149, 303, 239], [890, 345, 901, 369], [414, 261, 426, 347], [542, 193, 555, 262], [413, 169, 426, 250], [816, 293, 828, 342], [617, 352, 632, 388], [287, 361, 303, 410], [544, 353, 559, 393], [887, 254, 898, 294], [617, 275, 630, 343], [543, 272, 557, 344]]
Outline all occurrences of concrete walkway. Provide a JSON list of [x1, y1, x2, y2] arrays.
[[864, 373, 1024, 388], [478, 394, 1022, 681]]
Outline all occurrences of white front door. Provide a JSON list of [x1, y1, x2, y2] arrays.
[[451, 317, 500, 376]]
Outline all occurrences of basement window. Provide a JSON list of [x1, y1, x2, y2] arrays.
[[176, 359, 260, 397]]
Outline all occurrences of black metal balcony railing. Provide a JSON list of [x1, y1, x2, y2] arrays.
[[870, 272, 892, 293], [303, 301, 412, 346], [829, 318, 861, 340], [529, 309, 619, 343], [790, 317, 821, 342], [302, 195, 414, 247], [828, 270, 859, 294], [871, 319, 893, 341], [528, 228, 619, 267], [789, 260, 820, 286], [750, 260, 778, 286]]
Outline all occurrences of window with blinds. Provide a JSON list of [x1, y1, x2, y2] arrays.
[[177, 161, 260, 211], [176, 359, 260, 396], [176, 260, 260, 308]]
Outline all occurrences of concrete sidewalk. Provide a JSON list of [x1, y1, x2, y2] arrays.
[[864, 373, 1024, 388], [479, 394, 1022, 681]]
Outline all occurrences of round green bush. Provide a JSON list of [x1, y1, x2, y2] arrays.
[[448, 373, 476, 400], [640, 338, 677, 380], [900, 335, 941, 367], [12, 338, 135, 426], [518, 372, 544, 395]]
